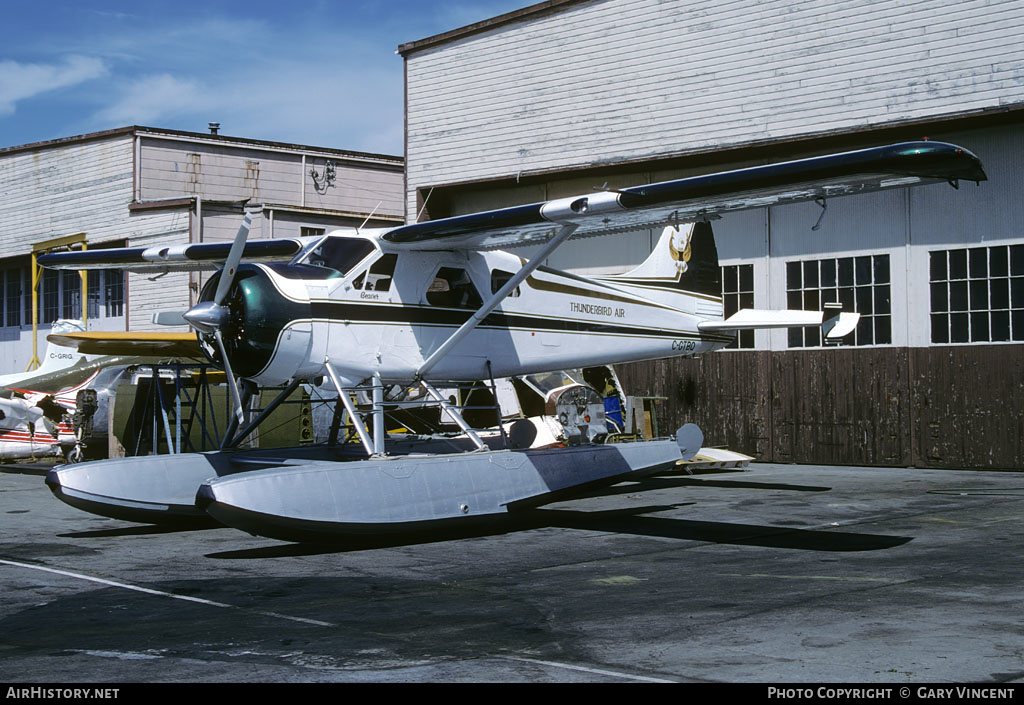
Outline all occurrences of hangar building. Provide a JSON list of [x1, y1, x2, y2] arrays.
[[0, 126, 403, 372], [399, 0, 1024, 469]]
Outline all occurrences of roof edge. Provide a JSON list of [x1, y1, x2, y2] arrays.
[[398, 0, 590, 56], [1, 125, 403, 165]]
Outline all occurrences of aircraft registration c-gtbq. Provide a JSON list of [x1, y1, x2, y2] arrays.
[[39, 141, 986, 542]]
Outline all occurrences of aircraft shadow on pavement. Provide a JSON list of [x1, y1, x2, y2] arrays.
[[576, 475, 832, 499], [205, 503, 911, 559], [59, 522, 221, 539]]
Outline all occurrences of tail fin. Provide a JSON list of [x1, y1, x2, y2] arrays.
[[34, 320, 88, 375], [604, 221, 720, 296]]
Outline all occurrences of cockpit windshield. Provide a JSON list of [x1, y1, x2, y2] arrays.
[[295, 236, 375, 275]]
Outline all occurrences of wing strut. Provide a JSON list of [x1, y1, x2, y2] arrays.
[[419, 379, 486, 451], [416, 222, 580, 378], [325, 361, 375, 457], [224, 377, 303, 449]]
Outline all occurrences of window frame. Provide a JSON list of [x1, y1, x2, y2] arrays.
[[785, 254, 892, 348]]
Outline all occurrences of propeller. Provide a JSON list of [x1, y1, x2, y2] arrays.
[[181, 205, 260, 423]]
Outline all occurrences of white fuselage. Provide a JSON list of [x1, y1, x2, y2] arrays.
[[244, 233, 729, 387]]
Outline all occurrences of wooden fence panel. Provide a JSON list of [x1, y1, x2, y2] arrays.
[[620, 346, 1022, 469], [910, 347, 1024, 469], [770, 349, 910, 467], [617, 352, 773, 460]]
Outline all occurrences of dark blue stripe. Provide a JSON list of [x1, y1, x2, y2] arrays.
[[37, 239, 302, 269], [308, 300, 727, 341], [618, 142, 985, 208], [383, 204, 545, 243], [184, 240, 303, 261], [38, 248, 147, 267]]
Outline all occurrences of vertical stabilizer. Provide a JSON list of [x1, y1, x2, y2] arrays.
[[32, 320, 88, 376], [603, 222, 721, 297]]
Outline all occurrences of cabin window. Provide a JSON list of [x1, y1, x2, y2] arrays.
[[929, 245, 1024, 343], [302, 236, 374, 275], [353, 254, 398, 292], [427, 267, 483, 309], [490, 269, 521, 297]]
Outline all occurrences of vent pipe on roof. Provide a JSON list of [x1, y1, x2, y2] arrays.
[[208, 122, 220, 135]]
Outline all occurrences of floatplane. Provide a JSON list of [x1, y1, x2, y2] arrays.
[[40, 142, 985, 542]]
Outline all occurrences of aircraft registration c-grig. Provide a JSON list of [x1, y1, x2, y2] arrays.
[[40, 141, 986, 542]]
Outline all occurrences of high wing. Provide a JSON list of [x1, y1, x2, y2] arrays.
[[383, 141, 985, 250], [36, 142, 984, 270], [37, 238, 305, 272]]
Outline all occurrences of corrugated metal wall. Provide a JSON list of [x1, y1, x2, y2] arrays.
[[617, 346, 1023, 469]]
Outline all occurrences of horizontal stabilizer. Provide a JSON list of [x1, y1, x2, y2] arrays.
[[698, 308, 860, 340], [698, 309, 824, 331], [822, 310, 860, 340]]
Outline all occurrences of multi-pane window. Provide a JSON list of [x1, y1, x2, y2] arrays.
[[61, 270, 80, 319], [88, 272, 100, 320], [721, 264, 754, 349], [103, 270, 125, 318], [786, 255, 891, 347], [42, 269, 60, 324], [930, 245, 1024, 343], [0, 263, 124, 326], [4, 269, 21, 327]]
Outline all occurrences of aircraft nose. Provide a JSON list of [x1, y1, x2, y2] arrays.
[[197, 264, 310, 379]]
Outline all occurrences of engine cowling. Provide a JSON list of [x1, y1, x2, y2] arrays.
[[196, 264, 317, 383]]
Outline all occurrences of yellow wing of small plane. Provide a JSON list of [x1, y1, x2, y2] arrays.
[[46, 331, 204, 359]]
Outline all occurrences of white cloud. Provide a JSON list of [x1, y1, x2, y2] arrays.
[[94, 73, 208, 125], [0, 55, 107, 115]]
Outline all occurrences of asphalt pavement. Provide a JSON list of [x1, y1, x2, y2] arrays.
[[1, 458, 1022, 683]]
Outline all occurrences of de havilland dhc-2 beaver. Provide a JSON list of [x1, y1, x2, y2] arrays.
[[40, 141, 985, 542]]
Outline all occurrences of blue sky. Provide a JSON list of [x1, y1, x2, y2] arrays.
[[0, 0, 529, 155]]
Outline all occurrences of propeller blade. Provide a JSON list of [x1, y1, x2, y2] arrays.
[[213, 207, 258, 306], [213, 329, 245, 423]]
